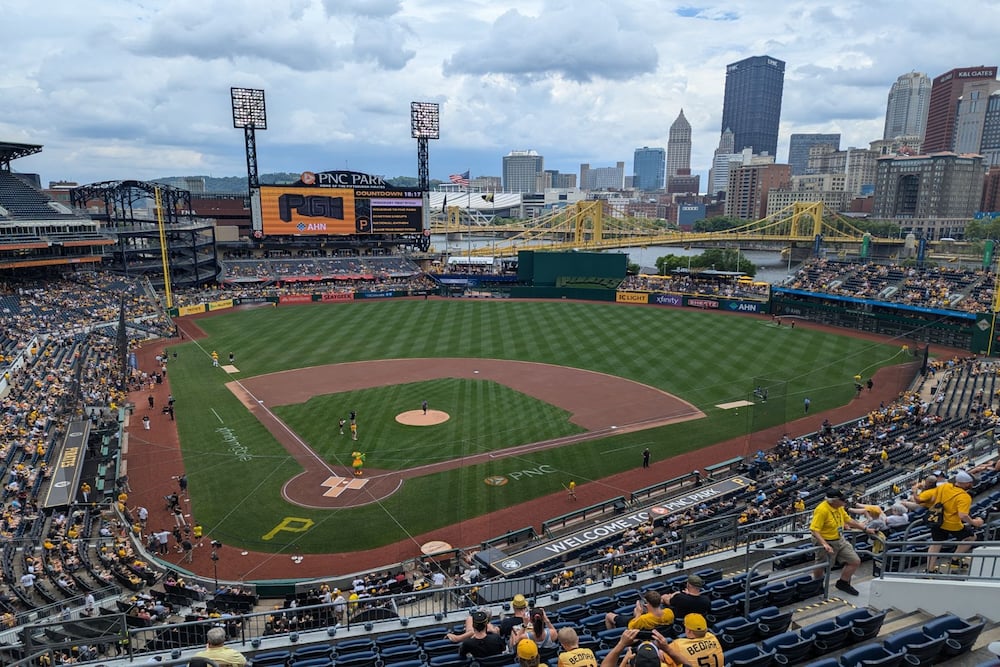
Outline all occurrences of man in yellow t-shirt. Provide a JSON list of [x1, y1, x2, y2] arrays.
[[810, 488, 867, 596], [604, 590, 674, 630], [194, 627, 246, 666], [914, 470, 983, 571], [663, 614, 723, 667]]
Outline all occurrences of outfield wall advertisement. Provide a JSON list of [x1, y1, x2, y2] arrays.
[[615, 291, 765, 313], [259, 171, 423, 236]]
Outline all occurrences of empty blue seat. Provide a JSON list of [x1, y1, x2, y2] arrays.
[[252, 650, 292, 667], [800, 619, 851, 653], [716, 616, 757, 651], [725, 643, 775, 667], [760, 581, 796, 608], [292, 646, 334, 661], [424, 638, 457, 657], [377, 632, 416, 649], [428, 656, 472, 667], [379, 644, 423, 664], [556, 603, 589, 623], [381, 661, 425, 667], [836, 609, 887, 644], [708, 598, 740, 624], [920, 614, 986, 658], [754, 609, 794, 640], [586, 595, 617, 613], [837, 642, 905, 667], [761, 631, 815, 666], [290, 659, 332, 667], [334, 638, 375, 656], [881, 628, 945, 667]]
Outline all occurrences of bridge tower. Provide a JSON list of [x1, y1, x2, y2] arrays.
[[573, 200, 604, 245], [790, 201, 825, 237]]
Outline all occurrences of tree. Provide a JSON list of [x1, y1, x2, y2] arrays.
[[693, 216, 743, 232], [654, 248, 757, 276]]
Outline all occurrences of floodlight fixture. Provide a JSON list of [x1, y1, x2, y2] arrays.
[[410, 102, 440, 139], [231, 87, 268, 130]]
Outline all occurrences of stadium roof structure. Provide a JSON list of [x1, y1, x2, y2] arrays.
[[0, 141, 43, 171]]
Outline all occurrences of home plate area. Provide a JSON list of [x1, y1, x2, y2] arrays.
[[321, 474, 368, 498]]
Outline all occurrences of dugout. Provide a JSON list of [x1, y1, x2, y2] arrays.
[[511, 250, 627, 300]]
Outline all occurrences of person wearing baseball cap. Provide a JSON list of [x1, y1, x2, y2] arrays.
[[663, 614, 723, 667], [499, 593, 531, 642], [448, 608, 505, 659], [810, 488, 868, 596], [662, 574, 711, 619], [912, 470, 984, 572], [516, 638, 540, 667]]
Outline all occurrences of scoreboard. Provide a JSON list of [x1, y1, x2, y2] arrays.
[[258, 171, 424, 236]]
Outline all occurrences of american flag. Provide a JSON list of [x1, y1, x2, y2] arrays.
[[449, 170, 470, 186]]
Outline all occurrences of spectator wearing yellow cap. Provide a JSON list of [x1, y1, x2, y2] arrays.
[[517, 638, 540, 667], [663, 614, 722, 667], [499, 593, 531, 642]]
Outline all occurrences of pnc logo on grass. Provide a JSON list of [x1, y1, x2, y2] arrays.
[[484, 476, 509, 486]]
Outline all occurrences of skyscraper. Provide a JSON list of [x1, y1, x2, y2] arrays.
[[787, 133, 841, 176], [721, 55, 785, 157], [923, 66, 998, 153], [502, 150, 544, 193], [708, 128, 736, 197], [954, 80, 1000, 155], [633, 147, 665, 191], [883, 72, 931, 140], [666, 110, 692, 179]]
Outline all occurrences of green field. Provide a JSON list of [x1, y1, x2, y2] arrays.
[[167, 300, 907, 554]]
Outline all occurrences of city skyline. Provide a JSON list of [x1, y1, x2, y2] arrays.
[[2, 1, 1000, 189]]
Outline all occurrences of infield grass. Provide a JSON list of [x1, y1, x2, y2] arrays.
[[166, 300, 909, 554]]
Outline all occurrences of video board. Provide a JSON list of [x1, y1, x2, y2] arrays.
[[259, 171, 423, 236]]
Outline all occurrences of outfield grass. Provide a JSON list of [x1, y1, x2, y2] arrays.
[[167, 300, 908, 554]]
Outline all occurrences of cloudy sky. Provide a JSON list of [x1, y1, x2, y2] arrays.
[[2, 0, 997, 188]]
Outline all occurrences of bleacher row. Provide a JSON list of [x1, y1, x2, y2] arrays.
[[232, 600, 984, 667], [783, 259, 996, 314], [0, 173, 84, 221], [0, 272, 176, 636], [218, 256, 423, 283]]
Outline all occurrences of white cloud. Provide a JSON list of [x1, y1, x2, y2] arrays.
[[1, 0, 998, 186]]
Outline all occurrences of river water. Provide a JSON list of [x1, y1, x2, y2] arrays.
[[430, 234, 798, 284]]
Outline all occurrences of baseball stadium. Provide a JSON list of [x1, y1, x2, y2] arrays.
[[1, 130, 1000, 667]]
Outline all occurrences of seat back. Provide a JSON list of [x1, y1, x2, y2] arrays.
[[761, 632, 814, 666], [333, 650, 377, 667], [940, 619, 986, 657], [251, 650, 292, 667], [882, 631, 945, 667], [756, 611, 793, 640]]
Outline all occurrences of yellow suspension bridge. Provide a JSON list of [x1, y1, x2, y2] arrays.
[[431, 201, 903, 258]]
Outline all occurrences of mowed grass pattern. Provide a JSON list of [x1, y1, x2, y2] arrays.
[[273, 379, 585, 471], [168, 300, 906, 554]]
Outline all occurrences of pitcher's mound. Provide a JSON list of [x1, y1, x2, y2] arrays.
[[396, 409, 450, 426]]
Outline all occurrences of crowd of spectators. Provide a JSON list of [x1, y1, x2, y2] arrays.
[[782, 259, 996, 313], [619, 273, 770, 299], [0, 270, 174, 633], [217, 255, 423, 285]]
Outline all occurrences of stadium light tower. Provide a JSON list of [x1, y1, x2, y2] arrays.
[[231, 87, 267, 234], [410, 102, 439, 192]]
